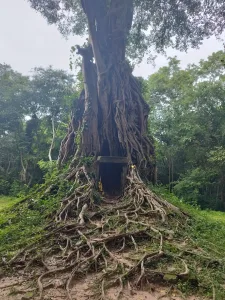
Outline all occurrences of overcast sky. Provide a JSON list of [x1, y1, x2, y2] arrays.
[[0, 0, 224, 78]]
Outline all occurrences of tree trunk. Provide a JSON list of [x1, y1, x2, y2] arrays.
[[20, 152, 27, 183], [58, 0, 155, 181], [48, 115, 55, 162]]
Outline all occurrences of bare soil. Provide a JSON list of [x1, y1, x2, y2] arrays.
[[0, 274, 202, 300]]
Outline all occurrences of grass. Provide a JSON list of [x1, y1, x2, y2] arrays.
[[150, 185, 225, 299], [0, 196, 21, 211], [0, 194, 60, 258], [152, 186, 225, 256], [0, 171, 69, 258]]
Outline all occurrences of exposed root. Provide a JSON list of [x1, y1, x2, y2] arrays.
[[116, 277, 123, 300], [125, 168, 181, 222], [178, 259, 189, 279], [1, 280, 27, 289], [5, 166, 204, 300], [212, 284, 216, 300], [55, 166, 93, 223]]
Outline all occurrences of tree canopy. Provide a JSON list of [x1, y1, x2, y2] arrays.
[[28, 0, 225, 61]]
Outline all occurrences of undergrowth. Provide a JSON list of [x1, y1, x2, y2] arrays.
[[0, 164, 70, 259]]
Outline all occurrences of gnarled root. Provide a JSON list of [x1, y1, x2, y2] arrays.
[[55, 166, 94, 223], [125, 167, 181, 222], [6, 167, 193, 300]]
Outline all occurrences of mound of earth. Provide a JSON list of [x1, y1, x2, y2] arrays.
[[0, 168, 222, 299]]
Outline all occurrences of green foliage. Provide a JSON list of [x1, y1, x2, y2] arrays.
[[9, 181, 29, 198], [0, 64, 29, 135], [0, 64, 77, 195], [0, 178, 11, 195], [147, 51, 225, 210], [208, 147, 225, 163], [28, 66, 75, 117], [173, 168, 218, 207], [80, 156, 95, 167], [38, 160, 58, 177]]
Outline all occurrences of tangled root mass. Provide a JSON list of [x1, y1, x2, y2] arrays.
[[5, 167, 192, 300]]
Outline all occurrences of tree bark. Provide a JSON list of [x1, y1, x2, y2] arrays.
[[59, 0, 155, 181]]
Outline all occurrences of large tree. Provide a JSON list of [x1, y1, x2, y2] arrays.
[[28, 0, 225, 182], [11, 1, 225, 298]]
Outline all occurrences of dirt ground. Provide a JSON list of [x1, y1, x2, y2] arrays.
[[0, 274, 202, 300]]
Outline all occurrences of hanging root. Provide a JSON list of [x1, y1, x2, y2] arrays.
[[5, 166, 201, 300]]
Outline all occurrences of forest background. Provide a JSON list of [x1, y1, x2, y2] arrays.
[[1, 50, 225, 211]]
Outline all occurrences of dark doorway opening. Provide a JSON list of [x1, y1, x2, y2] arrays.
[[96, 156, 128, 197], [99, 163, 123, 196]]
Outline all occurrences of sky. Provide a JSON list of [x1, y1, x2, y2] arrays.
[[0, 0, 224, 78]]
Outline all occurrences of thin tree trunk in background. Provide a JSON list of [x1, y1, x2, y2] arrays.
[[6, 155, 11, 174], [221, 174, 225, 209], [48, 115, 55, 162], [20, 152, 27, 183], [171, 157, 174, 191], [168, 156, 171, 192]]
